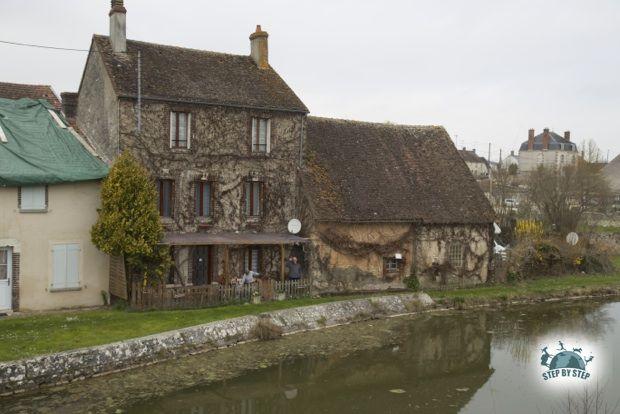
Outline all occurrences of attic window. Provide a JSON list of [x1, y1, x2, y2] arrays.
[[47, 109, 67, 129]]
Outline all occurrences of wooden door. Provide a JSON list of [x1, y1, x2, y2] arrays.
[[192, 246, 212, 285]]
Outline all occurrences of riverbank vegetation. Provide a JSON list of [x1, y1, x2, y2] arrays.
[[1, 258, 620, 362]]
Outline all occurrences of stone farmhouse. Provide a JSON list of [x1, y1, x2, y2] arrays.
[[302, 118, 495, 292], [76, 1, 309, 288], [67, 0, 494, 297]]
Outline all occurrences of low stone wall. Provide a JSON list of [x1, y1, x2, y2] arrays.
[[0, 293, 433, 395]]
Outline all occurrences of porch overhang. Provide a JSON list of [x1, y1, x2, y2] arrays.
[[162, 232, 309, 246]]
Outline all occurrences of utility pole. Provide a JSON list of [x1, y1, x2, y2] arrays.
[[488, 142, 492, 200]]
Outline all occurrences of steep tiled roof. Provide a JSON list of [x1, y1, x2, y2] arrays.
[[91, 35, 308, 113], [458, 149, 487, 164], [519, 131, 577, 151], [303, 117, 495, 224], [0, 82, 61, 110]]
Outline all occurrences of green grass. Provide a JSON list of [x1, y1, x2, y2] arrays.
[[428, 256, 620, 301], [3, 258, 620, 362], [0, 295, 372, 362]]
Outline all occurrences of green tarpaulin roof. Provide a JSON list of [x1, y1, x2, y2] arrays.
[[0, 98, 108, 186]]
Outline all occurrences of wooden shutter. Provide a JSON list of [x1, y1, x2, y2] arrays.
[[21, 186, 46, 210], [266, 119, 271, 153], [251, 118, 257, 152], [187, 113, 192, 149], [52, 245, 67, 289], [66, 244, 80, 288], [169, 112, 176, 148]]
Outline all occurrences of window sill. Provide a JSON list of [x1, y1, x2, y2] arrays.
[[246, 216, 262, 223], [170, 147, 190, 153], [49, 286, 82, 293], [19, 208, 48, 214]]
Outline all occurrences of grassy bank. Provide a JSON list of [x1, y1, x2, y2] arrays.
[[2, 263, 620, 362], [0, 295, 368, 362], [429, 256, 620, 305]]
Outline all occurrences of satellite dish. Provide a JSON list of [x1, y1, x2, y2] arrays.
[[566, 232, 579, 246], [288, 218, 302, 234]]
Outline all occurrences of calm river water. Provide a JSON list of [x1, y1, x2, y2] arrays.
[[3, 299, 620, 414]]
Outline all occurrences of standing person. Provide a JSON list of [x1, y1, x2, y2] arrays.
[[285, 256, 302, 280]]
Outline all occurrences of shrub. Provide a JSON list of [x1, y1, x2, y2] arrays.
[[403, 275, 421, 291]]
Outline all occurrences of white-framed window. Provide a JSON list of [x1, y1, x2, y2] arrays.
[[448, 243, 464, 268], [19, 185, 47, 211], [384, 257, 400, 274], [51, 243, 81, 290], [170, 111, 190, 148], [251, 117, 271, 153]]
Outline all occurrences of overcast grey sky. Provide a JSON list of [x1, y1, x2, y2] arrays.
[[2, 0, 619, 161]]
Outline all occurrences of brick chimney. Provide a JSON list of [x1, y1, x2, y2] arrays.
[[542, 128, 550, 150], [510, 150, 514, 156], [527, 129, 535, 150], [250, 25, 269, 69], [60, 92, 78, 123], [109, 0, 127, 53], [564, 131, 571, 142]]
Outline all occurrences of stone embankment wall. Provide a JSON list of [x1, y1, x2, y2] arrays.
[[0, 293, 433, 395]]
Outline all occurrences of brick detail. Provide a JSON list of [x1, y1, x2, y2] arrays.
[[11, 252, 20, 311]]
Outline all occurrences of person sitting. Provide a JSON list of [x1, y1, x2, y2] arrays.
[[241, 269, 260, 284], [285, 256, 302, 280]]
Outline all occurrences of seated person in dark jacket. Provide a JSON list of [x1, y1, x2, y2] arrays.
[[285, 256, 302, 280]]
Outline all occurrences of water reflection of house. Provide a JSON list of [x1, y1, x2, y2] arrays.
[[75, 2, 309, 287], [145, 313, 492, 413], [302, 118, 495, 292]]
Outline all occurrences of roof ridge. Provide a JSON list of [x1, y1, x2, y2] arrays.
[[93, 34, 254, 61], [308, 115, 443, 130]]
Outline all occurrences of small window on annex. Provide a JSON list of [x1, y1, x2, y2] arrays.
[[251, 117, 270, 153], [448, 243, 464, 269]]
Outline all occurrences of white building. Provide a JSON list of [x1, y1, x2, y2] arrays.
[[458, 148, 489, 179], [518, 128, 578, 173]]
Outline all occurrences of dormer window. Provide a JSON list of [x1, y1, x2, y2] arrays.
[[251, 117, 270, 153], [170, 111, 190, 149]]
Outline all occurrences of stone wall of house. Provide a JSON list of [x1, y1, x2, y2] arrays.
[[306, 222, 492, 292], [0, 293, 433, 395], [117, 99, 304, 234], [414, 224, 492, 288], [307, 222, 414, 293], [75, 44, 119, 162], [518, 149, 578, 173]]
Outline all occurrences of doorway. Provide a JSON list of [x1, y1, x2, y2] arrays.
[[0, 247, 12, 311], [192, 246, 213, 285]]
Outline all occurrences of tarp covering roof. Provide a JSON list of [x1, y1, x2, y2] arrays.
[[0, 98, 108, 186], [162, 232, 309, 246]]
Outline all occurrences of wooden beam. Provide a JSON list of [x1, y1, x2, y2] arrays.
[[280, 244, 285, 282]]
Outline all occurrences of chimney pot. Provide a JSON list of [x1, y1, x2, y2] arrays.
[[60, 92, 78, 122], [462, 147, 466, 151], [109, 0, 127, 53], [564, 130, 571, 142], [250, 24, 269, 69], [528, 128, 535, 150], [510, 150, 514, 156]]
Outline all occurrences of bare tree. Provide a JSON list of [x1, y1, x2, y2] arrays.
[[580, 139, 603, 163], [526, 160, 611, 234]]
